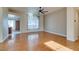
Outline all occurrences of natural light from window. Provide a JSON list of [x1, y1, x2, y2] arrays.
[[28, 13, 39, 29], [8, 14, 16, 30], [8, 14, 16, 18], [44, 41, 73, 51]]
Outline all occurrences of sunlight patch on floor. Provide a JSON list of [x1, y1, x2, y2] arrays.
[[44, 41, 73, 51]]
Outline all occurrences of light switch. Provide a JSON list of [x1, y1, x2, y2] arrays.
[[74, 20, 76, 22]]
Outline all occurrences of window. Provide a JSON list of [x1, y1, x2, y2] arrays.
[[8, 14, 20, 20], [8, 20, 15, 28], [8, 14, 16, 18], [28, 13, 39, 29]]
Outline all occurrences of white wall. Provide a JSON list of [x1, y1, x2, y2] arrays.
[[0, 7, 8, 43], [39, 14, 44, 31], [3, 8, 8, 40], [20, 13, 28, 33], [45, 8, 67, 36], [74, 9, 79, 39], [78, 12, 79, 36], [67, 7, 78, 41], [0, 8, 3, 42]]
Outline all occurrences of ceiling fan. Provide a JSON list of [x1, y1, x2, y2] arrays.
[[39, 7, 48, 14]]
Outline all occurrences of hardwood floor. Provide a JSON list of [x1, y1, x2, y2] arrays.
[[0, 31, 79, 51]]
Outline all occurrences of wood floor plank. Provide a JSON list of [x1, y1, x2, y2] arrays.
[[0, 31, 79, 51]]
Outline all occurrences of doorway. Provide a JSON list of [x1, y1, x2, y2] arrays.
[[15, 20, 20, 31], [8, 14, 20, 35], [8, 20, 15, 34]]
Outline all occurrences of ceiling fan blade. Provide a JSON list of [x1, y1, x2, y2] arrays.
[[40, 11, 45, 14], [39, 7, 48, 14]]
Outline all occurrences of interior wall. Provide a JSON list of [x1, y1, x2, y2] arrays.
[[78, 12, 79, 36], [45, 8, 67, 36], [0, 8, 3, 42], [0, 7, 8, 43], [20, 13, 28, 33], [39, 14, 44, 31], [67, 7, 79, 41], [3, 8, 8, 40], [74, 9, 79, 39]]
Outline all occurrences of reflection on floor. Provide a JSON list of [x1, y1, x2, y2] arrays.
[[0, 31, 79, 51], [28, 34, 39, 50]]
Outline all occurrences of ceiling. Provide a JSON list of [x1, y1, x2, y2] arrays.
[[8, 7, 64, 15], [44, 7, 64, 14], [8, 7, 27, 13]]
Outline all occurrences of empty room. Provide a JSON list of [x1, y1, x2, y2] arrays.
[[0, 7, 79, 51]]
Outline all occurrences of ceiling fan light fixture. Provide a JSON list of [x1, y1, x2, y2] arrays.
[[39, 7, 48, 14]]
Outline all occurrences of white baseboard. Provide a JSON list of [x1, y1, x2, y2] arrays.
[[67, 35, 78, 42], [20, 30, 44, 33], [0, 34, 9, 43], [45, 30, 66, 37], [0, 39, 5, 43]]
